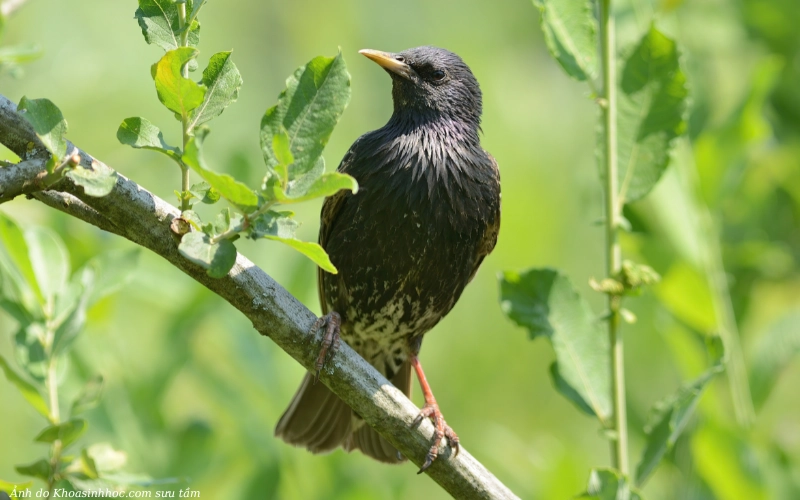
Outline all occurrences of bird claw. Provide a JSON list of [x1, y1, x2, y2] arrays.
[[311, 312, 341, 383], [413, 403, 459, 474]]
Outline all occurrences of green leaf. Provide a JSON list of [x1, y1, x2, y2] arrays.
[[151, 47, 206, 119], [0, 212, 44, 309], [116, 117, 181, 161], [533, 0, 598, 81], [273, 171, 358, 204], [34, 418, 88, 447], [692, 423, 767, 500], [0, 479, 33, 494], [24, 227, 69, 306], [271, 127, 293, 183], [248, 211, 337, 273], [0, 354, 50, 420], [71, 375, 104, 416], [577, 468, 644, 500], [609, 26, 688, 204], [65, 162, 118, 197], [51, 294, 88, 356], [189, 181, 220, 204], [260, 52, 351, 179], [182, 134, 259, 212], [178, 232, 237, 278], [749, 311, 800, 409], [15, 459, 51, 481], [635, 363, 722, 486], [499, 268, 611, 423], [17, 96, 68, 159], [135, 0, 200, 51], [188, 51, 243, 130], [271, 238, 337, 274], [86, 443, 127, 473]]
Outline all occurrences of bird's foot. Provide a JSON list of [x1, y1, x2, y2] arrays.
[[412, 402, 460, 474], [310, 311, 341, 383]]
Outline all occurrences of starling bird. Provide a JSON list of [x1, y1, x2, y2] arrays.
[[275, 46, 501, 473]]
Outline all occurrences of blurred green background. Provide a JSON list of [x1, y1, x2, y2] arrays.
[[1, 0, 799, 498]]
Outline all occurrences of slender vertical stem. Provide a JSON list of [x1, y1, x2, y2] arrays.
[[600, 0, 629, 475], [44, 325, 62, 493], [177, 1, 191, 211]]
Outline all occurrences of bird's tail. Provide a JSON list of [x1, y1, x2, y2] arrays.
[[275, 361, 413, 464]]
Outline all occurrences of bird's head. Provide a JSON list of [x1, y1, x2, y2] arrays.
[[360, 46, 482, 127]]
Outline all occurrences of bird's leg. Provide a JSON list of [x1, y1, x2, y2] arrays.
[[310, 311, 341, 383], [410, 354, 460, 473]]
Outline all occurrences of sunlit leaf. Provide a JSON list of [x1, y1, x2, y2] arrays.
[[116, 117, 181, 161], [188, 51, 242, 130], [65, 162, 118, 198], [499, 268, 611, 423], [603, 26, 688, 204], [151, 47, 206, 119], [135, 0, 200, 51], [0, 479, 33, 495], [260, 52, 351, 179], [24, 227, 69, 307], [533, 0, 598, 81], [17, 96, 68, 160], [248, 211, 337, 273], [178, 232, 237, 279], [271, 171, 358, 204]]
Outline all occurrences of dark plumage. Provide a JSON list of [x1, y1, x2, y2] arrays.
[[275, 46, 501, 472]]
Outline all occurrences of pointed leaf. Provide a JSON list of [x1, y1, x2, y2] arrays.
[[273, 171, 358, 204], [15, 459, 51, 481], [269, 238, 337, 274], [499, 268, 611, 423], [248, 211, 337, 273], [635, 363, 722, 486], [178, 231, 237, 278], [0, 43, 43, 64], [116, 117, 181, 161], [606, 26, 688, 204], [152, 47, 206, 119], [260, 52, 351, 179], [34, 418, 88, 447], [17, 96, 68, 159], [14, 324, 48, 382], [135, 0, 200, 51], [182, 134, 259, 212], [0, 212, 44, 307], [188, 51, 243, 130], [189, 181, 220, 204], [0, 354, 50, 420], [533, 0, 598, 81]]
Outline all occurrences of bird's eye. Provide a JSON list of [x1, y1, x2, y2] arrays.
[[395, 55, 406, 63], [431, 70, 446, 81]]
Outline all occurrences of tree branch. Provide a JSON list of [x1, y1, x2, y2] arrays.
[[0, 93, 519, 499]]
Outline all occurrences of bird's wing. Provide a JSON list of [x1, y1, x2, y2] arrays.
[[316, 139, 363, 314], [467, 153, 501, 284]]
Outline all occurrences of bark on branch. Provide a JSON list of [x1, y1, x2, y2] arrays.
[[0, 93, 519, 500]]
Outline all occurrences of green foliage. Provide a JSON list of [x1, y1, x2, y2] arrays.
[[0, 354, 50, 420], [120, 4, 355, 279], [188, 51, 243, 130], [613, 26, 688, 204], [135, 0, 200, 52], [34, 419, 88, 447], [499, 269, 611, 423], [17, 96, 67, 160], [260, 53, 352, 181], [151, 47, 206, 120], [116, 117, 181, 161], [635, 351, 724, 486], [0, 42, 42, 78], [532, 0, 597, 81]]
